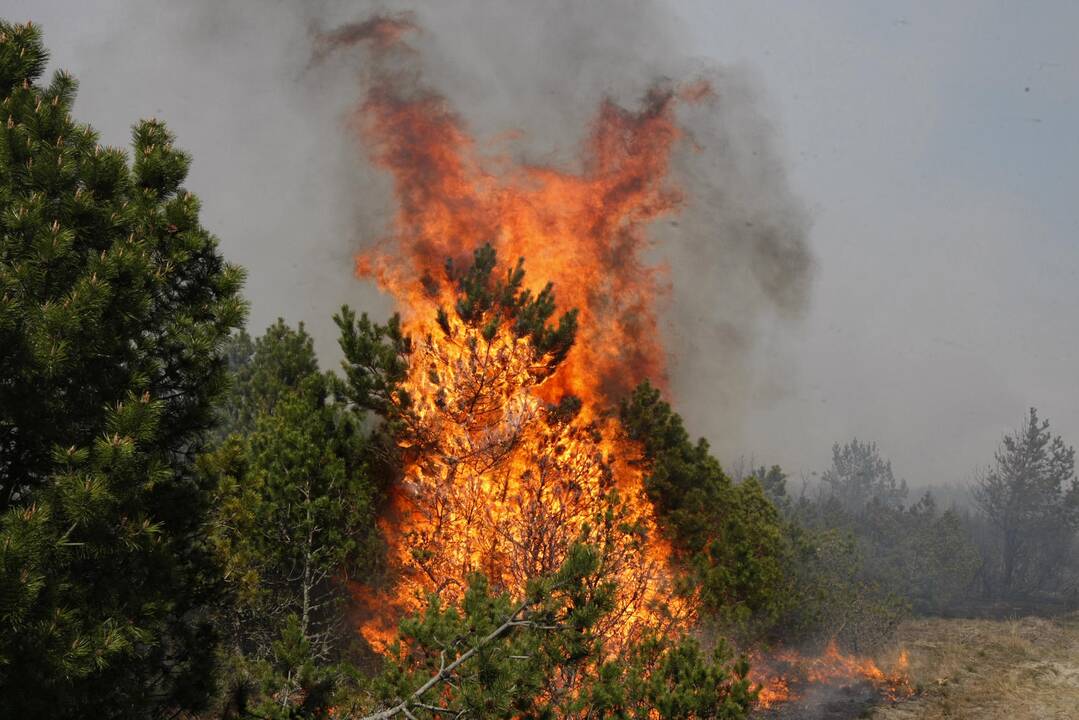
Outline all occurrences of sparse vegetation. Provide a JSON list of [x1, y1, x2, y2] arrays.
[[872, 612, 1079, 720]]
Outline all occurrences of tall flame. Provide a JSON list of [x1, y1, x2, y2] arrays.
[[324, 17, 705, 650], [331, 14, 699, 406], [324, 22, 912, 717]]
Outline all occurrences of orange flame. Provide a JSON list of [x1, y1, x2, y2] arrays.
[[355, 308, 691, 651], [326, 18, 705, 652], [749, 641, 914, 709], [337, 15, 695, 406], [323, 21, 912, 716]]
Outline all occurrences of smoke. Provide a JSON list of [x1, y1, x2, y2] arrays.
[[25, 0, 812, 457], [308, 0, 812, 450], [325, 1, 812, 449]]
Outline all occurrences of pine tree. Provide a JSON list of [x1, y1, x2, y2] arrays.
[[217, 319, 321, 438], [202, 320, 379, 718], [751, 465, 791, 514], [0, 22, 245, 718], [820, 439, 908, 512], [619, 382, 785, 630], [973, 407, 1078, 598], [900, 493, 980, 613]]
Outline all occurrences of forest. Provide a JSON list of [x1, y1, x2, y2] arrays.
[[1, 16, 1078, 720]]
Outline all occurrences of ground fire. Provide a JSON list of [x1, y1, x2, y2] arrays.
[[329, 14, 912, 714], [750, 642, 913, 710]]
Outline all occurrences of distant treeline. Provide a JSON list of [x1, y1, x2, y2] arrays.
[[742, 424, 1078, 647]]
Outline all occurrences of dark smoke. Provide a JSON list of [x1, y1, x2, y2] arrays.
[[311, 14, 416, 61]]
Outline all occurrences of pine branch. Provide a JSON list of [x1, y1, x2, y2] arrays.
[[355, 597, 539, 720]]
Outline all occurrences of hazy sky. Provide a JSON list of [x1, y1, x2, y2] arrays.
[[6, 1, 1078, 492], [672, 2, 1079, 490]]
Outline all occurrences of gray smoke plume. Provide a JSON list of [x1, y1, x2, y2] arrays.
[[312, 1, 814, 451], [20, 0, 812, 458]]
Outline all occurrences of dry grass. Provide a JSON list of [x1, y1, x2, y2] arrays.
[[871, 612, 1079, 720]]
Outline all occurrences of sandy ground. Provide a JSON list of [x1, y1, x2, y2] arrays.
[[872, 612, 1079, 720]]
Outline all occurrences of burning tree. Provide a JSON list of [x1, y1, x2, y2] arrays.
[[331, 246, 771, 718], [360, 544, 754, 720], [338, 245, 690, 652], [323, 15, 724, 656], [316, 15, 908, 719]]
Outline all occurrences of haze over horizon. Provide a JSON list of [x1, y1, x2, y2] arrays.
[[8, 0, 1078, 493]]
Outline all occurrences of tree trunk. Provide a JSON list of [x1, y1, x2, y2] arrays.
[[301, 481, 315, 640]]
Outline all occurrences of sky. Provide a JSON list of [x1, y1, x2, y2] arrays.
[[672, 2, 1079, 490], [5, 1, 1077, 493]]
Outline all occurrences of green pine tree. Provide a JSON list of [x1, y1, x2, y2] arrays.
[[217, 320, 321, 439], [973, 407, 1079, 598], [619, 382, 785, 632], [0, 21, 245, 719], [202, 320, 380, 718]]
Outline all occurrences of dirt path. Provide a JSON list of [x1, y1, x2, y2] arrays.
[[871, 612, 1079, 720]]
